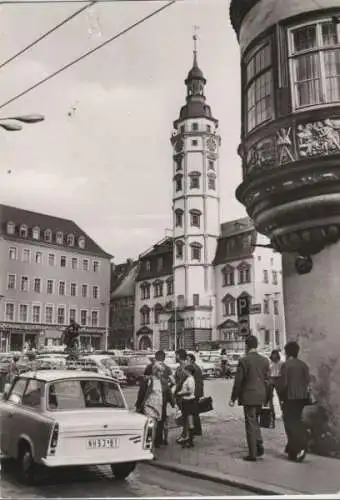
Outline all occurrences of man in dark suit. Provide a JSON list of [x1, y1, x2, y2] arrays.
[[187, 353, 204, 436], [229, 335, 270, 461], [279, 341, 310, 462], [175, 349, 188, 443]]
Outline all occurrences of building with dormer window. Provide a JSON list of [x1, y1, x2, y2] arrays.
[[0, 204, 112, 351]]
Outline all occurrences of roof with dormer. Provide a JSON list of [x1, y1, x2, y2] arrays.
[[111, 260, 139, 299], [0, 204, 112, 258], [213, 217, 257, 265]]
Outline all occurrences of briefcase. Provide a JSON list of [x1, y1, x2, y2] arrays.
[[198, 396, 213, 414], [259, 407, 275, 429]]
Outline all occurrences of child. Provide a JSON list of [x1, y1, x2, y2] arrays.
[[177, 364, 197, 448]]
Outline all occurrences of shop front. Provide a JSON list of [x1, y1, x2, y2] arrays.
[[1, 323, 42, 352]]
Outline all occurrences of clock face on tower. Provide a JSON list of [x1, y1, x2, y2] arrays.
[[207, 137, 217, 152], [175, 139, 184, 153]]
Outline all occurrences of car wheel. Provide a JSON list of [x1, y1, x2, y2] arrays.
[[18, 442, 38, 485], [111, 461, 136, 480]]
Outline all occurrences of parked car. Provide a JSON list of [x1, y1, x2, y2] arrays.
[[0, 370, 154, 483], [199, 352, 222, 377], [123, 356, 151, 385], [226, 352, 242, 375], [78, 355, 127, 385]]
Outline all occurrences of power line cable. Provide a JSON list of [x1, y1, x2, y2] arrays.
[[0, 0, 176, 111], [0, 1, 96, 70], [0, 0, 167, 4]]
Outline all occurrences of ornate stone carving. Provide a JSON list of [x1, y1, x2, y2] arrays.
[[246, 136, 276, 173], [276, 127, 295, 164], [297, 119, 340, 158]]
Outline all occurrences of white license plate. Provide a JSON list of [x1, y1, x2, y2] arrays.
[[87, 437, 120, 449]]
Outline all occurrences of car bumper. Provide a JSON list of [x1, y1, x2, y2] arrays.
[[41, 451, 153, 468]]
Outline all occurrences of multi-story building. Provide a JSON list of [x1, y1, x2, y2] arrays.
[[110, 259, 138, 349], [0, 204, 112, 351], [229, 0, 340, 456]]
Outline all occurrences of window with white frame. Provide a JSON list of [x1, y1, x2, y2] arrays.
[[93, 261, 100, 272], [83, 259, 89, 271], [5, 303, 15, 321], [22, 249, 30, 262], [289, 20, 340, 109], [35, 251, 42, 264], [47, 280, 54, 294], [175, 209, 184, 227], [272, 270, 278, 284], [44, 229, 52, 242], [32, 226, 40, 240], [263, 269, 269, 283], [71, 257, 78, 270], [67, 233, 75, 246], [82, 284, 88, 298], [222, 265, 234, 286], [92, 286, 99, 299], [19, 224, 28, 238], [190, 242, 202, 261], [33, 278, 41, 293], [45, 305, 53, 324], [19, 304, 28, 323], [56, 231, 63, 245], [9, 247, 17, 260], [59, 281, 65, 296], [70, 283, 77, 297], [80, 310, 87, 326], [166, 278, 173, 295], [48, 253, 55, 266], [140, 306, 150, 325], [78, 236, 86, 249], [153, 280, 163, 298], [176, 240, 184, 259], [91, 310, 99, 327], [238, 263, 251, 284], [7, 274, 16, 290], [20, 276, 29, 292], [57, 306, 65, 325], [245, 39, 274, 132], [222, 295, 236, 316], [70, 308, 76, 323], [190, 209, 201, 228], [189, 172, 200, 189], [32, 305, 41, 323], [7, 221, 15, 234]]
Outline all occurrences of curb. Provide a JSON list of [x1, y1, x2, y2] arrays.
[[146, 460, 301, 496]]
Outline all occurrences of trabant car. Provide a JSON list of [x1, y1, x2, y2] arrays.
[[78, 355, 127, 385], [0, 370, 154, 483]]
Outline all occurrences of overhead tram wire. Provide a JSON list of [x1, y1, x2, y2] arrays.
[[0, 1, 96, 71], [0, 0, 176, 111], [0, 0, 168, 3]]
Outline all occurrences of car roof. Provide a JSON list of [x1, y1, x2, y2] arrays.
[[18, 370, 114, 382]]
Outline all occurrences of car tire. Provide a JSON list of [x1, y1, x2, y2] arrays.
[[18, 442, 38, 485], [111, 461, 136, 480]]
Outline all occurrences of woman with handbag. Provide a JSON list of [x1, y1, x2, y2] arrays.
[[268, 349, 284, 419], [177, 364, 197, 448]]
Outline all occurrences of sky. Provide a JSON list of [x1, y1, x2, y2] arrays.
[[0, 0, 245, 262]]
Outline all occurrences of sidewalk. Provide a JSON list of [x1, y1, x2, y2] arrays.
[[149, 413, 340, 495]]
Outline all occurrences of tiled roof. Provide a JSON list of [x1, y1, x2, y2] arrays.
[[214, 217, 257, 265], [0, 204, 112, 258], [111, 261, 139, 299], [137, 237, 173, 281]]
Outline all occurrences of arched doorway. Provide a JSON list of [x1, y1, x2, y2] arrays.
[[139, 335, 152, 350]]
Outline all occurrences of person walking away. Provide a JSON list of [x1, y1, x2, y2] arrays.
[[221, 349, 228, 378], [8, 355, 20, 384], [229, 335, 270, 461], [177, 364, 197, 448], [279, 341, 310, 462], [154, 350, 174, 447], [144, 356, 155, 376], [187, 353, 203, 437], [135, 362, 163, 450], [268, 349, 283, 419], [174, 349, 188, 443]]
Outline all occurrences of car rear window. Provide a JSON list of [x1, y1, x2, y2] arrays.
[[47, 379, 125, 410]]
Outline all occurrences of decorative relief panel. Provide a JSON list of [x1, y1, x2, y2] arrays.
[[241, 117, 340, 176]]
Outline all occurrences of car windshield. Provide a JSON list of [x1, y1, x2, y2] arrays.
[[129, 357, 149, 365], [47, 378, 126, 411], [101, 358, 118, 369]]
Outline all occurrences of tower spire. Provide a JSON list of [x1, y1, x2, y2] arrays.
[[193, 25, 199, 67]]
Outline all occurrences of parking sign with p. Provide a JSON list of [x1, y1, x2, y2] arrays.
[[237, 295, 250, 318]]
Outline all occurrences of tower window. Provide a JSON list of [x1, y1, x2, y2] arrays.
[[206, 124, 211, 132], [190, 209, 201, 228], [175, 174, 183, 192], [191, 139, 198, 146], [191, 122, 198, 131], [176, 157, 182, 171], [190, 175, 200, 189], [175, 240, 184, 259], [208, 160, 215, 170], [175, 209, 183, 227], [190, 242, 202, 261]]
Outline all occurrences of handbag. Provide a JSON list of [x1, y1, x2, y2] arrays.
[[259, 406, 275, 429], [175, 408, 183, 426], [198, 396, 213, 414]]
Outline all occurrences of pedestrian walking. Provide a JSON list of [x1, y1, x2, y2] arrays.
[[229, 335, 270, 461], [268, 349, 284, 418], [7, 355, 19, 384], [220, 348, 228, 377], [279, 341, 310, 462], [153, 350, 175, 447], [177, 364, 197, 448], [174, 349, 188, 443], [187, 353, 203, 437]]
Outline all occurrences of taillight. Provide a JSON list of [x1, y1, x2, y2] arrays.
[[143, 418, 155, 450], [48, 423, 59, 455]]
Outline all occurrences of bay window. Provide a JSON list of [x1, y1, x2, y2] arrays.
[[289, 20, 340, 109], [244, 39, 274, 132]]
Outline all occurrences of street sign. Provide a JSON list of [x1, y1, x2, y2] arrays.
[[237, 295, 250, 317], [249, 303, 261, 314]]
